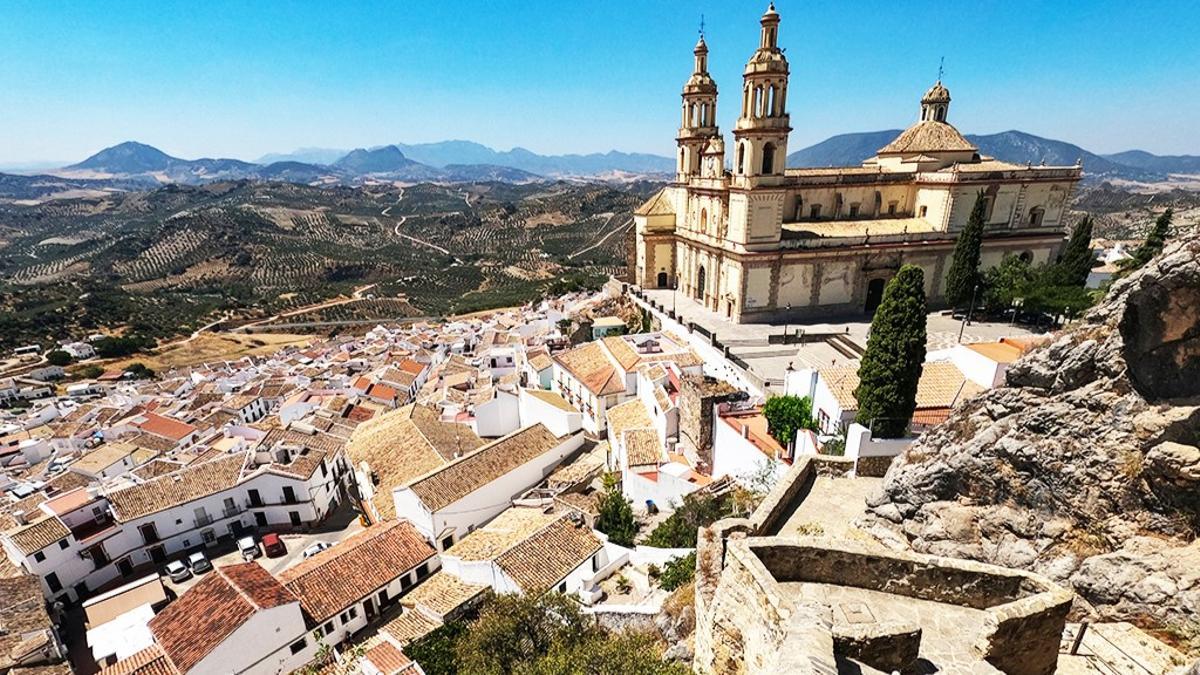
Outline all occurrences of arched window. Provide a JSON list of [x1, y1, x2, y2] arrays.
[[767, 85, 776, 117], [696, 266, 706, 301], [1028, 206, 1046, 227], [700, 208, 708, 233], [936, 106, 946, 122], [737, 143, 746, 174], [761, 143, 776, 175], [656, 272, 668, 288], [678, 148, 685, 171], [1018, 251, 1034, 264], [754, 86, 763, 117], [689, 103, 697, 126]]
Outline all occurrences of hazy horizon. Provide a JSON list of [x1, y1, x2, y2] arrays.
[[3, 0, 1198, 165]]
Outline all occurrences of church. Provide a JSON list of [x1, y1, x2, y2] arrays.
[[632, 3, 1082, 321]]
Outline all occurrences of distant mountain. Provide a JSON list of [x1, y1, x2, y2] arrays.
[[786, 129, 1165, 181], [395, 141, 674, 176], [254, 147, 348, 166], [785, 130, 901, 168], [68, 141, 177, 173], [332, 145, 424, 174], [0, 172, 158, 200], [1103, 150, 1200, 175]]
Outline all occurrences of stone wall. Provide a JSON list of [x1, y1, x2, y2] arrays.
[[678, 375, 739, 472], [855, 455, 894, 477]]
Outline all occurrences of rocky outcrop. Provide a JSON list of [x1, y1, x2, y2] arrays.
[[865, 236, 1200, 636]]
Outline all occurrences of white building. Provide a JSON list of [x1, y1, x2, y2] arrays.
[[392, 424, 584, 551]]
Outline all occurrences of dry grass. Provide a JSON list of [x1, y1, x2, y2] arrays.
[[103, 332, 311, 372]]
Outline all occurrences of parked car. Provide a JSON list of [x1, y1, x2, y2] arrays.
[[262, 533, 287, 558], [164, 560, 191, 583], [302, 541, 334, 559], [188, 551, 212, 574], [238, 536, 261, 561]]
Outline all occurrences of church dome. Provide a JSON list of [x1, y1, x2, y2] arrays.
[[922, 80, 951, 105], [877, 120, 976, 156]]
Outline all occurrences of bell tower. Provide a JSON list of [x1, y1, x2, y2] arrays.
[[732, 3, 790, 186], [920, 80, 951, 122], [677, 33, 719, 183]]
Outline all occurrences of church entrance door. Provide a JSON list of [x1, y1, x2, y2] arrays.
[[865, 278, 887, 312], [696, 266, 706, 302], [657, 272, 668, 288]]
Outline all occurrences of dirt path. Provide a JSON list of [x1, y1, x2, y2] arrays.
[[568, 216, 632, 259]]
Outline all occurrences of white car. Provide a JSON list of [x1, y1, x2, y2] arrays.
[[238, 536, 261, 561], [188, 551, 212, 574], [302, 541, 334, 559], [165, 560, 191, 583]]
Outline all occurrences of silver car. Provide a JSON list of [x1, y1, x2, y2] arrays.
[[188, 551, 212, 574], [238, 536, 261, 561], [165, 560, 191, 583]]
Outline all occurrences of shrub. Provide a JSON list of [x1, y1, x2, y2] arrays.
[[46, 350, 72, 367], [645, 491, 742, 548], [761, 395, 816, 446], [659, 552, 696, 591], [595, 473, 638, 547]]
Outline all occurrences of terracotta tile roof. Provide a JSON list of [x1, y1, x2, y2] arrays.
[[878, 120, 977, 155], [130, 459, 185, 481], [8, 517, 69, 555], [528, 354, 553, 371], [133, 413, 196, 442], [400, 571, 486, 620], [820, 361, 984, 411], [553, 342, 623, 396], [623, 428, 664, 467], [605, 399, 654, 440], [494, 516, 602, 594], [279, 521, 435, 623], [445, 507, 560, 561], [363, 641, 413, 675], [397, 359, 426, 376], [99, 645, 178, 675], [522, 388, 577, 413], [965, 340, 1024, 364], [107, 454, 245, 522], [259, 427, 345, 455], [379, 608, 441, 646], [407, 424, 563, 512], [602, 334, 704, 372], [123, 433, 177, 455], [149, 563, 296, 674], [346, 404, 482, 521]]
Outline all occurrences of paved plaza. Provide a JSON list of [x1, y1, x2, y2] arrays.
[[641, 288, 1039, 388]]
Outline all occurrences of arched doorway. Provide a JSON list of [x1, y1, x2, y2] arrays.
[[865, 278, 887, 312], [656, 271, 668, 288], [696, 266, 706, 302]]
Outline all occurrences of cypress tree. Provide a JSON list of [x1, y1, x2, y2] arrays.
[[944, 191, 987, 307], [1126, 208, 1173, 270], [1054, 215, 1094, 287], [854, 265, 927, 438]]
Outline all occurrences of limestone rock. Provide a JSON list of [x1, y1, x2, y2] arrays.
[[864, 236, 1200, 636]]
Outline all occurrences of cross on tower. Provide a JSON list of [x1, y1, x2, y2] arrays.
[[938, 56, 945, 82], [699, 14, 705, 37]]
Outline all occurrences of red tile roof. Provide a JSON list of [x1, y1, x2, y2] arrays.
[[149, 563, 296, 673], [134, 413, 196, 442], [279, 521, 434, 622]]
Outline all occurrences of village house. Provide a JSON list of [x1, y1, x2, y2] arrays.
[[392, 423, 584, 550]]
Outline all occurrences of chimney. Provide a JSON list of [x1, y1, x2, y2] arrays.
[[741, 424, 749, 439], [13, 510, 27, 526]]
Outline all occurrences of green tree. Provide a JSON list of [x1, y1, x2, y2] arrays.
[[1053, 215, 1095, 287], [1123, 208, 1173, 272], [46, 350, 73, 367], [406, 621, 470, 675], [854, 265, 927, 438], [123, 362, 156, 380], [595, 474, 638, 547], [645, 491, 741, 548], [760, 395, 816, 446], [79, 364, 104, 379], [518, 631, 689, 675], [456, 593, 591, 675], [982, 254, 1037, 311], [944, 191, 987, 307]]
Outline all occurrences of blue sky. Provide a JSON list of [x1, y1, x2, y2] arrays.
[[2, 0, 1197, 164]]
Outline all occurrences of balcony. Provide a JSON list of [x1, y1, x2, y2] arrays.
[[222, 506, 242, 519], [194, 514, 214, 528]]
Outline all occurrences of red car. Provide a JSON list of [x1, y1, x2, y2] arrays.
[[262, 533, 287, 558]]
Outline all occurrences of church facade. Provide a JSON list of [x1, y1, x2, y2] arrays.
[[633, 4, 1082, 321]]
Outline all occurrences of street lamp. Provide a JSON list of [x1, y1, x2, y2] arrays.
[[957, 283, 981, 344], [1010, 297, 1024, 327], [784, 303, 792, 344]]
